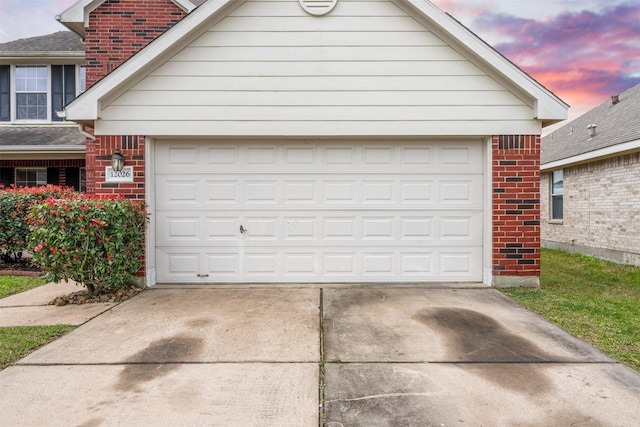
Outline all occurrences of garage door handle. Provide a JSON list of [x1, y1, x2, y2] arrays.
[[197, 274, 209, 278], [240, 225, 247, 234]]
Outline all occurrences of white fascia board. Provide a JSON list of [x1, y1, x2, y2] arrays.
[[63, 0, 241, 123], [541, 138, 640, 171], [56, 0, 196, 38], [0, 145, 86, 153], [400, 0, 568, 122], [0, 52, 84, 66]]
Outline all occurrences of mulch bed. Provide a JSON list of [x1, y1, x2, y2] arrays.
[[0, 259, 41, 277], [50, 286, 144, 306]]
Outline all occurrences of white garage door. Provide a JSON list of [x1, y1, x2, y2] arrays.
[[154, 140, 484, 283]]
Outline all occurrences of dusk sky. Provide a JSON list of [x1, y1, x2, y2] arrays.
[[1, 0, 639, 122]]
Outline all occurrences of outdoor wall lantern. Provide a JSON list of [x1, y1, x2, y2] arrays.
[[111, 148, 125, 172]]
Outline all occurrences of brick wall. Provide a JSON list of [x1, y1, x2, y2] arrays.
[[85, 0, 186, 88], [492, 135, 541, 279], [541, 152, 640, 260], [83, 0, 188, 197], [0, 159, 84, 168], [81, 0, 189, 281], [89, 135, 145, 200]]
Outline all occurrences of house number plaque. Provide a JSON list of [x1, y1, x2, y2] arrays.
[[105, 166, 134, 183]]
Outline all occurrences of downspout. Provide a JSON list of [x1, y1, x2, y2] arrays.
[[77, 124, 96, 141]]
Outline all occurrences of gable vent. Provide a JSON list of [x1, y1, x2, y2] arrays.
[[299, 0, 338, 16]]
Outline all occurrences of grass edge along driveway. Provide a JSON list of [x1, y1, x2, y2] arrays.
[[0, 275, 76, 370], [502, 248, 640, 372]]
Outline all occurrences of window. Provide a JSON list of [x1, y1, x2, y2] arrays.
[[15, 66, 48, 120], [15, 168, 47, 187], [80, 167, 86, 192], [551, 170, 563, 220], [1, 65, 81, 123]]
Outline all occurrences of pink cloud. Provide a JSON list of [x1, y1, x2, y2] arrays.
[[472, 3, 640, 114]]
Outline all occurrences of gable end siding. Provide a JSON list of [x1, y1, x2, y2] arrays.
[[95, 0, 538, 136]]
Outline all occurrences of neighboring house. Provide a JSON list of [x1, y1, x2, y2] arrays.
[[0, 31, 87, 190], [56, 0, 568, 287], [541, 83, 640, 266]]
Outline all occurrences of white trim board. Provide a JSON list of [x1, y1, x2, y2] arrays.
[[541, 138, 640, 171]]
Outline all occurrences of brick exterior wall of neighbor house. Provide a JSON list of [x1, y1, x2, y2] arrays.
[[492, 135, 541, 283], [541, 152, 640, 265]]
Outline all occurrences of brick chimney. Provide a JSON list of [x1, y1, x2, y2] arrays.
[[84, 0, 188, 88]]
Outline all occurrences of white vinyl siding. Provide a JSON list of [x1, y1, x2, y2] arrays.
[[97, 0, 537, 136], [154, 139, 484, 283]]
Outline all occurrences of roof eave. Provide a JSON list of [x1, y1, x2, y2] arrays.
[[400, 0, 569, 124], [0, 145, 86, 153], [0, 51, 84, 64], [541, 137, 640, 171], [56, 0, 197, 39], [63, 0, 241, 125]]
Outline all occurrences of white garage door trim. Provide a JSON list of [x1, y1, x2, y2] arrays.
[[152, 139, 485, 283]]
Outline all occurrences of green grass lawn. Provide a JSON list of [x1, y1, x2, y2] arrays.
[[0, 276, 75, 370], [0, 275, 45, 299], [0, 326, 75, 370], [502, 248, 640, 372]]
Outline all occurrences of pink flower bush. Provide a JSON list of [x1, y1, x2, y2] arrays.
[[27, 195, 148, 295], [0, 185, 76, 263]]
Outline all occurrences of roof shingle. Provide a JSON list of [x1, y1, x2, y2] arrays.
[[0, 126, 86, 147], [0, 31, 83, 53], [542, 83, 640, 165]]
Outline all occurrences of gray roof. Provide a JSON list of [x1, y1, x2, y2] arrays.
[[0, 31, 83, 53], [541, 83, 640, 165], [0, 126, 86, 148]]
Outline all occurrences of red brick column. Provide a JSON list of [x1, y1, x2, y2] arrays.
[[93, 135, 145, 200], [492, 135, 541, 287], [85, 137, 97, 193]]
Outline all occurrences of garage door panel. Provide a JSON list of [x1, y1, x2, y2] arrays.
[[156, 174, 480, 210], [155, 141, 483, 174], [205, 181, 239, 204], [156, 247, 480, 282], [156, 210, 482, 246], [155, 140, 484, 283]]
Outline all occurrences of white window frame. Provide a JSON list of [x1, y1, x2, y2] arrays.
[[5, 64, 84, 124], [14, 65, 50, 123], [551, 169, 563, 221], [15, 168, 47, 187]]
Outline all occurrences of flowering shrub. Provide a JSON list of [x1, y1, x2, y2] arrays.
[[27, 195, 147, 295], [0, 185, 76, 263]]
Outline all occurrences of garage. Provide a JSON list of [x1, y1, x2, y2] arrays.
[[154, 139, 484, 283], [59, 0, 569, 287]]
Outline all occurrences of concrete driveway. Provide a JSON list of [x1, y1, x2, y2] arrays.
[[1, 285, 639, 426]]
